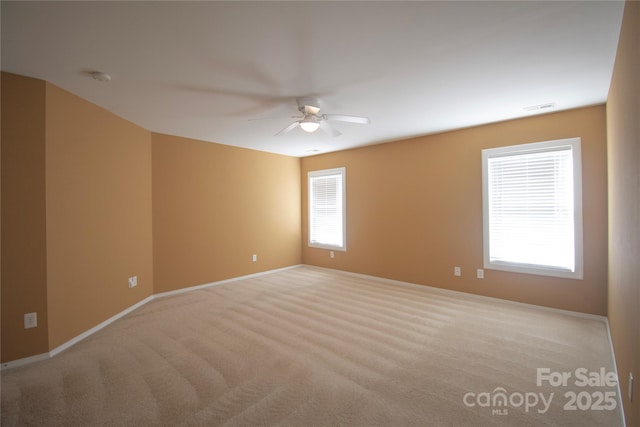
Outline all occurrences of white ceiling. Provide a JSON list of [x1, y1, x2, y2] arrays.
[[1, 1, 624, 157]]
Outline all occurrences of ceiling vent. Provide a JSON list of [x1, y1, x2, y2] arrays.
[[524, 103, 556, 112]]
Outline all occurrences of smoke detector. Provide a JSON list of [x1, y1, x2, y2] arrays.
[[89, 71, 111, 82]]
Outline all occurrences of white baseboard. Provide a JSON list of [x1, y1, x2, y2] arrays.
[[304, 264, 608, 323], [1, 295, 155, 371], [154, 264, 302, 300], [1, 264, 302, 370], [1, 352, 50, 370], [49, 295, 155, 358], [605, 319, 627, 427]]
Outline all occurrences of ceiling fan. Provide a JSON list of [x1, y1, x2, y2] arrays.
[[276, 97, 370, 137]]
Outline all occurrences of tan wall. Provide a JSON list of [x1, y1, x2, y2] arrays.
[[1, 73, 49, 362], [1, 73, 301, 362], [302, 106, 608, 315], [606, 1, 640, 424], [45, 84, 154, 349], [151, 133, 301, 293]]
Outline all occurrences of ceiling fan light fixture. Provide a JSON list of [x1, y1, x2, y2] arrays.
[[275, 98, 369, 137], [299, 116, 320, 133]]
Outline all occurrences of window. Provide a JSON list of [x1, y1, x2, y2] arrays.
[[481, 138, 583, 279], [309, 167, 346, 250]]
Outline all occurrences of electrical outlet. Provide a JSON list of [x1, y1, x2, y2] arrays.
[[454, 266, 461, 276], [252, 254, 257, 262], [477, 269, 484, 279], [128, 276, 137, 288], [24, 312, 37, 329], [330, 251, 335, 258], [630, 372, 634, 402]]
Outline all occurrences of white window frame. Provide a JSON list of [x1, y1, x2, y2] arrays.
[[308, 167, 346, 251], [481, 138, 583, 279]]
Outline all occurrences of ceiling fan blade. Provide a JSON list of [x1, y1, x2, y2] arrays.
[[248, 116, 279, 122], [275, 121, 300, 136], [322, 114, 370, 124], [319, 120, 342, 137], [249, 114, 302, 122]]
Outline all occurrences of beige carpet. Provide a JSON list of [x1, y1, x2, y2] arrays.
[[1, 266, 622, 426]]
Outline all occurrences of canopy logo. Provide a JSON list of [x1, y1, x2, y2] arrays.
[[462, 368, 618, 416], [463, 388, 553, 415]]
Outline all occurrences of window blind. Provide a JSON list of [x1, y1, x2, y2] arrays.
[[309, 169, 345, 249], [486, 146, 575, 272]]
